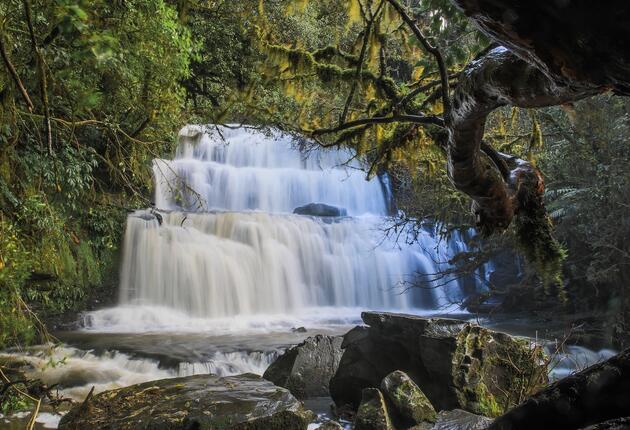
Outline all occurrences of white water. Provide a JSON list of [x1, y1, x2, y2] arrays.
[[0, 345, 278, 401], [86, 124, 485, 330]]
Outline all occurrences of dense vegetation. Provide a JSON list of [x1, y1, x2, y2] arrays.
[[0, 0, 628, 350]]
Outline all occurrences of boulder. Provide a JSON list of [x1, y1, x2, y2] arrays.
[[264, 335, 343, 399], [381, 370, 436, 425], [58, 373, 314, 430], [293, 203, 347, 217], [580, 418, 630, 430], [354, 388, 394, 430], [489, 348, 630, 430], [330, 312, 547, 417]]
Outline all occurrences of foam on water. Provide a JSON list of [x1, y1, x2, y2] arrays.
[[0, 345, 278, 402]]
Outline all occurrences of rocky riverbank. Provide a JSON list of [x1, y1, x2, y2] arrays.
[[48, 312, 630, 429]]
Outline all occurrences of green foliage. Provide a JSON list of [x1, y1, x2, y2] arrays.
[[0, 0, 193, 348], [539, 96, 630, 314]]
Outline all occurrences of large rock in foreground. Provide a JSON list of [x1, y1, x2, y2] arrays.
[[263, 334, 343, 399], [354, 388, 394, 430], [381, 370, 436, 425], [59, 373, 314, 430], [330, 312, 547, 417], [489, 348, 630, 430]]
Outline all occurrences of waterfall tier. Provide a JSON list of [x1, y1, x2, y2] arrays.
[[153, 126, 389, 215]]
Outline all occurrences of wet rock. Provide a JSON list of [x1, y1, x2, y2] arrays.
[[381, 370, 436, 425], [319, 420, 345, 429], [264, 335, 343, 399], [354, 388, 393, 430], [58, 373, 314, 430], [412, 409, 492, 430], [330, 312, 547, 417], [580, 417, 630, 430], [293, 203, 347, 217]]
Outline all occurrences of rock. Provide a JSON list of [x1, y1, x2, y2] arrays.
[[293, 203, 347, 217], [354, 388, 393, 430], [412, 409, 492, 430], [264, 335, 343, 399], [580, 417, 630, 430], [319, 420, 345, 429], [381, 370, 436, 425], [58, 373, 314, 430], [292, 326, 307, 333], [330, 312, 547, 417], [489, 348, 630, 430]]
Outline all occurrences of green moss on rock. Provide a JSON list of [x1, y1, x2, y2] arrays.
[[381, 370, 437, 424]]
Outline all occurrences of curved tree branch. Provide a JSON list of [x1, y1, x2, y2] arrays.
[[312, 113, 443, 136], [447, 46, 601, 235]]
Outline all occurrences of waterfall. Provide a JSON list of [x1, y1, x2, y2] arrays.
[[92, 125, 486, 328]]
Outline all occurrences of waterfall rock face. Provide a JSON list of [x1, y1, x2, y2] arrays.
[[58, 373, 315, 430], [330, 312, 548, 417], [263, 334, 343, 399]]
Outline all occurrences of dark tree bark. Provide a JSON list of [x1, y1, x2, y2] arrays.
[[448, 47, 598, 234], [489, 348, 630, 430], [445, 0, 630, 235]]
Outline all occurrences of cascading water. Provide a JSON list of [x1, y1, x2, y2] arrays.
[[91, 124, 487, 327]]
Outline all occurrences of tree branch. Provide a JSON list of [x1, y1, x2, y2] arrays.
[[0, 33, 34, 112], [312, 113, 444, 136], [340, 0, 386, 125], [385, 0, 452, 125], [23, 0, 53, 154]]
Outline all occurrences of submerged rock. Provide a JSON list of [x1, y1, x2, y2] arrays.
[[354, 388, 394, 430], [381, 370, 436, 425], [330, 312, 547, 417], [415, 409, 492, 430], [293, 203, 347, 217], [264, 335, 343, 399], [58, 373, 314, 430]]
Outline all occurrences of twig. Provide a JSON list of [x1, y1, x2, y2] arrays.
[[27, 397, 41, 430]]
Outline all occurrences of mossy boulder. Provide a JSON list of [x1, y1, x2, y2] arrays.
[[330, 312, 548, 417], [381, 370, 437, 425], [354, 388, 394, 430], [263, 334, 343, 399], [58, 373, 314, 429]]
